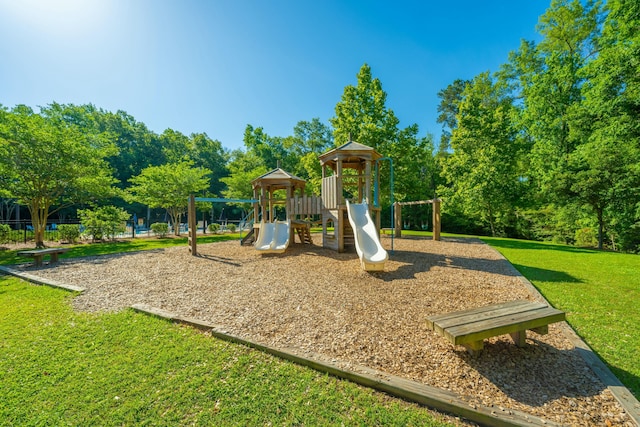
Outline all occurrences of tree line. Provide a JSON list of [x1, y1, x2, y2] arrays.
[[437, 0, 640, 252], [1, 0, 638, 252]]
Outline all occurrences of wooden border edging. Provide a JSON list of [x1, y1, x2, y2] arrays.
[[486, 244, 640, 426], [0, 265, 85, 293], [4, 258, 636, 425], [131, 303, 560, 427]]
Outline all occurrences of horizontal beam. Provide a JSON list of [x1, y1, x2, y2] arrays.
[[396, 199, 435, 206], [194, 197, 258, 204]]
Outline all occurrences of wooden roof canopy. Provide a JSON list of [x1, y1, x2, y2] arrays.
[[318, 140, 382, 171], [251, 168, 306, 192]]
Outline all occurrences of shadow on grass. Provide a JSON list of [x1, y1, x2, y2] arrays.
[[608, 364, 640, 401], [482, 237, 596, 254], [511, 264, 582, 284]]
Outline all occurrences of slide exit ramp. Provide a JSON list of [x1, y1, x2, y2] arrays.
[[254, 220, 290, 254], [346, 200, 388, 272]]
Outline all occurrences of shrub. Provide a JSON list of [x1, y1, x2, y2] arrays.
[[0, 224, 10, 244], [227, 223, 236, 233], [151, 222, 169, 238], [58, 224, 81, 244], [575, 227, 598, 248], [207, 223, 220, 233], [79, 206, 130, 242]]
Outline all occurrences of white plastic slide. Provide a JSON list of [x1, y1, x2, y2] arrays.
[[346, 200, 388, 271], [254, 220, 290, 254]]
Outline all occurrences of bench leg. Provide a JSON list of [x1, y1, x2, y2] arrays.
[[509, 330, 527, 347], [463, 340, 484, 356], [50, 253, 59, 263], [530, 325, 549, 335], [33, 256, 43, 267]]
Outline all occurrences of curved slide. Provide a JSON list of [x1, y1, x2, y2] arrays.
[[346, 200, 388, 271], [254, 220, 290, 254]]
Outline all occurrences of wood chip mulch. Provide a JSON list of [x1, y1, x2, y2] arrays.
[[23, 236, 634, 426]]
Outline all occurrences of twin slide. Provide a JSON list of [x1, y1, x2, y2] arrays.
[[346, 200, 388, 272], [255, 204, 387, 272], [254, 220, 290, 254]]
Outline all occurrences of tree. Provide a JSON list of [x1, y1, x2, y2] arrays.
[[221, 150, 268, 200], [243, 125, 291, 170], [440, 72, 523, 236], [568, 0, 640, 250], [330, 63, 400, 152], [220, 150, 269, 220], [283, 118, 334, 194], [159, 128, 192, 164], [189, 132, 228, 196], [43, 103, 164, 187], [436, 79, 469, 154], [504, 0, 602, 195], [0, 105, 118, 247], [127, 162, 211, 236]]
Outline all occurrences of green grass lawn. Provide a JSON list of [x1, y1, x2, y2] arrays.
[[0, 233, 240, 266], [479, 236, 640, 400], [2, 230, 638, 421], [0, 276, 452, 426]]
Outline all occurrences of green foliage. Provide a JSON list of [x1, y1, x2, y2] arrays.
[[221, 150, 269, 201], [330, 63, 400, 152], [79, 206, 130, 242], [0, 277, 452, 426], [57, 224, 81, 244], [227, 223, 236, 233], [150, 222, 169, 238], [0, 223, 10, 243], [440, 72, 523, 236], [330, 63, 437, 216], [436, 0, 640, 250], [436, 78, 469, 154], [128, 162, 211, 236], [0, 105, 119, 247], [207, 223, 220, 233]]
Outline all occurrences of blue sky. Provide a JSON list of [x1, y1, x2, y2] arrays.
[[0, 0, 549, 151]]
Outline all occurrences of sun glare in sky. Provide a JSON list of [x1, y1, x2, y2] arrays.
[[3, 0, 111, 36]]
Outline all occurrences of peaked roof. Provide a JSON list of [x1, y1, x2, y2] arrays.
[[251, 168, 306, 189], [318, 140, 382, 167]]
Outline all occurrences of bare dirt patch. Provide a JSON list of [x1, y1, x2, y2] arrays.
[[24, 236, 633, 426]]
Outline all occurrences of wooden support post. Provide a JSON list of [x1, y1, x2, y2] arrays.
[[365, 160, 372, 204], [394, 202, 402, 238], [433, 199, 441, 241], [509, 331, 527, 347], [188, 194, 197, 256]]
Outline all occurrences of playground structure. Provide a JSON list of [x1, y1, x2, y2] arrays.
[[187, 139, 441, 271], [393, 199, 442, 241], [319, 141, 388, 271], [250, 168, 316, 252]]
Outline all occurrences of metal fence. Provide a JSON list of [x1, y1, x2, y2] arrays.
[[0, 218, 252, 245], [0, 220, 81, 244]]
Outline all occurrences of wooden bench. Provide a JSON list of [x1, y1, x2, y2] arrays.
[[426, 300, 566, 355], [18, 248, 70, 267]]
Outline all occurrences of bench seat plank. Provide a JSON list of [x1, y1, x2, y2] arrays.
[[18, 248, 70, 267], [426, 300, 566, 354], [427, 300, 547, 334], [445, 307, 566, 346]]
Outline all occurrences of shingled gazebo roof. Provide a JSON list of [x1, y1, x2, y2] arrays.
[[318, 140, 382, 170], [251, 168, 306, 192]]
